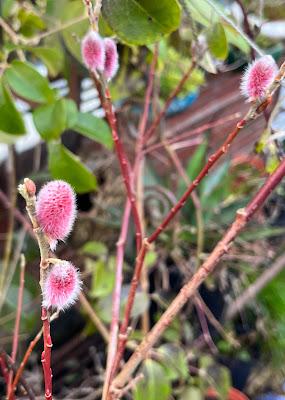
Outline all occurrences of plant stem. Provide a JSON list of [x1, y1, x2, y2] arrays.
[[112, 156, 285, 393], [18, 179, 53, 400], [7, 255, 26, 399], [79, 292, 110, 343], [102, 200, 131, 400], [9, 312, 58, 399], [92, 75, 143, 252]]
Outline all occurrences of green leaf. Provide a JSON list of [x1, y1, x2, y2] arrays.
[[0, 82, 26, 137], [187, 143, 207, 181], [179, 387, 203, 400], [33, 99, 66, 141], [89, 258, 115, 298], [61, 1, 89, 62], [158, 344, 188, 381], [102, 0, 181, 45], [48, 142, 97, 193], [29, 47, 64, 77], [81, 241, 108, 257], [133, 359, 171, 400], [4, 61, 55, 104], [207, 23, 228, 60], [74, 112, 113, 150], [65, 99, 78, 128], [200, 161, 229, 200]]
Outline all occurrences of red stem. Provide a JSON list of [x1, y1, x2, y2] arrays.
[[7, 257, 25, 399], [41, 307, 52, 400], [0, 353, 9, 389], [102, 200, 131, 399], [148, 118, 246, 244], [93, 76, 143, 252]]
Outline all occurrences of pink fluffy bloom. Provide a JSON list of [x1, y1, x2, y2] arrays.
[[36, 180, 76, 248], [103, 38, 119, 80], [240, 55, 278, 101], [43, 261, 81, 310], [82, 31, 105, 72]]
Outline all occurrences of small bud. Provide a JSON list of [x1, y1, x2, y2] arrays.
[[24, 178, 36, 196], [240, 55, 278, 101], [103, 38, 119, 80], [42, 261, 81, 310], [36, 180, 77, 248], [82, 31, 105, 72]]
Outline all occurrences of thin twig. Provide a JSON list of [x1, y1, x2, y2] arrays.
[[102, 201, 131, 400], [79, 292, 110, 343], [7, 254, 26, 399], [111, 155, 285, 393]]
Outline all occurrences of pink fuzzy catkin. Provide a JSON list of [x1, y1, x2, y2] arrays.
[[36, 180, 76, 248], [43, 262, 81, 310], [240, 55, 278, 101], [103, 38, 119, 80], [82, 31, 105, 72]]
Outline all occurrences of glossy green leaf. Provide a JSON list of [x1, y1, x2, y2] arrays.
[[48, 142, 97, 193], [4, 61, 55, 104], [29, 47, 64, 77], [207, 23, 228, 60], [74, 112, 113, 150], [102, 0, 181, 45], [0, 82, 25, 137], [201, 161, 229, 200], [133, 359, 171, 400], [33, 99, 66, 141]]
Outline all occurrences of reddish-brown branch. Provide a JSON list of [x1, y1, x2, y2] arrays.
[[112, 156, 285, 392], [7, 255, 25, 399], [112, 240, 149, 374], [9, 328, 42, 398], [148, 118, 247, 244], [0, 352, 9, 388], [143, 61, 196, 145], [41, 307, 52, 400], [92, 75, 143, 252], [102, 201, 131, 400], [107, 50, 159, 391]]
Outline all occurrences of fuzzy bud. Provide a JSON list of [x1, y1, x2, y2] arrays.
[[36, 180, 76, 248], [82, 31, 105, 72], [43, 261, 81, 310], [24, 178, 36, 196], [240, 55, 278, 101], [103, 38, 119, 80]]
